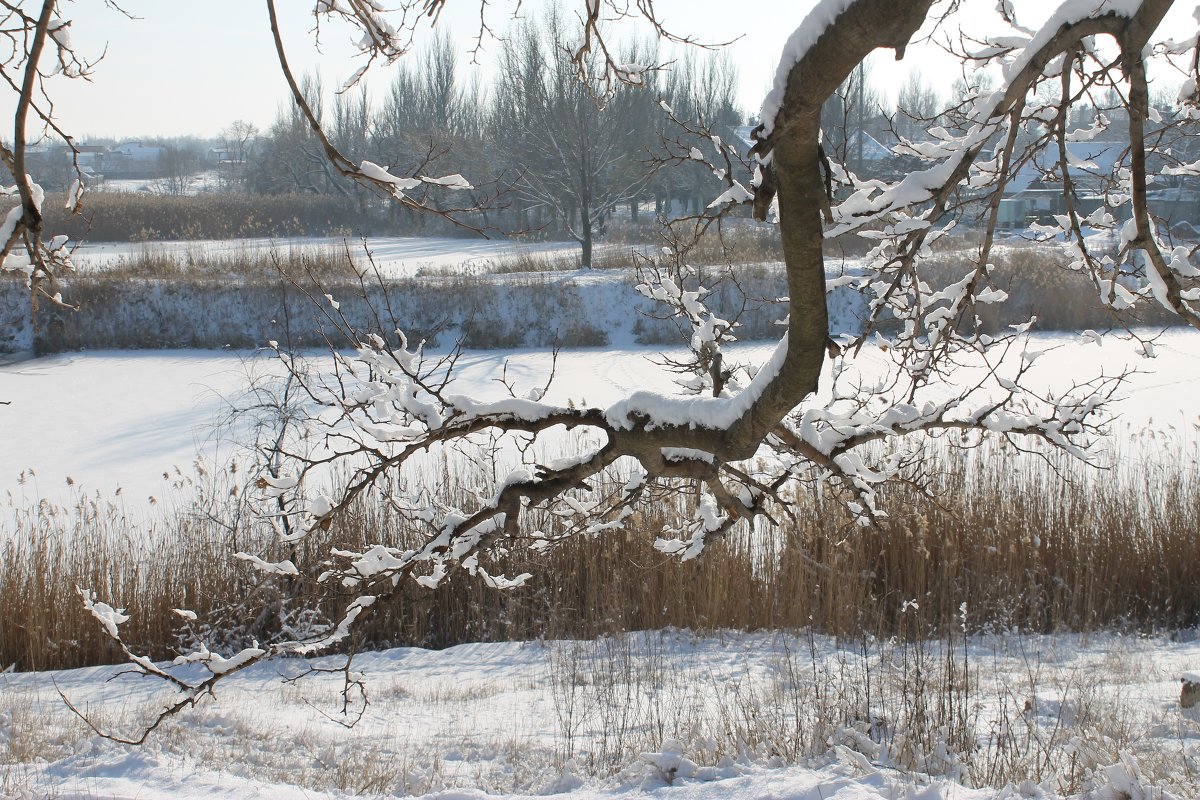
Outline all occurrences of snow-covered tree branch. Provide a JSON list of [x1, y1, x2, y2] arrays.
[[0, 0, 94, 312], [54, 0, 1200, 738]]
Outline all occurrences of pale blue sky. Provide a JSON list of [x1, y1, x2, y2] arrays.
[[25, 1, 1198, 140], [43, 0, 793, 138]]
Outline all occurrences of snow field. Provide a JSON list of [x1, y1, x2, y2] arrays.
[[69, 236, 604, 279], [3, 630, 1199, 798]]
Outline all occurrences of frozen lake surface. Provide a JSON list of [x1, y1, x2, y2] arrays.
[[1, 330, 1198, 508]]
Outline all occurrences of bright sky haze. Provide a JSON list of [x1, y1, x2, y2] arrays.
[[40, 0, 798, 138], [23, 0, 1199, 141]]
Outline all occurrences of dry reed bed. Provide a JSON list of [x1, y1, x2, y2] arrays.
[[6, 262, 617, 353], [917, 243, 1183, 331], [33, 192, 386, 241], [5, 235, 1182, 355], [1, 434, 1196, 673], [5, 252, 800, 353]]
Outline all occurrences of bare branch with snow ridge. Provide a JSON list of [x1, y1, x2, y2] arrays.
[[65, 0, 1200, 736]]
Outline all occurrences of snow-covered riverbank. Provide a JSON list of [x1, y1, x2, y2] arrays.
[[3, 629, 1198, 798]]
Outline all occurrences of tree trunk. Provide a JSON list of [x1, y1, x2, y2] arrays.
[[580, 205, 593, 269]]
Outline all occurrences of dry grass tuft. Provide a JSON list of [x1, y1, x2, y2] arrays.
[[917, 242, 1182, 332]]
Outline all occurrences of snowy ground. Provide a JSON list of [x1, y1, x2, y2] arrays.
[[70, 235, 612, 278], [96, 171, 226, 196], [2, 630, 1198, 798], [2, 322, 1199, 797], [1, 330, 1198, 509]]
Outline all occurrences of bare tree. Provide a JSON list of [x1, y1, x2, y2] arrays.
[[652, 50, 744, 217], [374, 33, 467, 165], [253, 75, 349, 196], [217, 120, 259, 192], [156, 141, 202, 196], [894, 70, 941, 142], [491, 10, 659, 266], [0, 1, 94, 314], [370, 31, 494, 230], [19, 0, 1198, 735], [820, 55, 886, 174]]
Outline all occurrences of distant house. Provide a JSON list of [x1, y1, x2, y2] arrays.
[[109, 141, 162, 161], [75, 144, 107, 181], [845, 129, 892, 163], [105, 141, 164, 178], [735, 125, 891, 164], [997, 141, 1123, 228], [206, 147, 231, 167], [733, 124, 756, 150], [23, 142, 80, 188], [1147, 185, 1200, 233]]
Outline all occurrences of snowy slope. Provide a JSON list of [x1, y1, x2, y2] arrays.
[[3, 630, 1198, 798]]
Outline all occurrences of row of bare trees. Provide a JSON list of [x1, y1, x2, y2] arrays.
[[248, 23, 1192, 261], [250, 17, 742, 265]]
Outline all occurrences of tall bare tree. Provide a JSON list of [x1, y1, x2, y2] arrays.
[[253, 75, 355, 196], [894, 70, 941, 142], [155, 141, 202, 196], [820, 56, 886, 174], [491, 10, 658, 266], [653, 50, 743, 217], [218, 120, 259, 192]]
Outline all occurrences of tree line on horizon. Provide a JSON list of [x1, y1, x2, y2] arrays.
[[18, 11, 1191, 264]]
